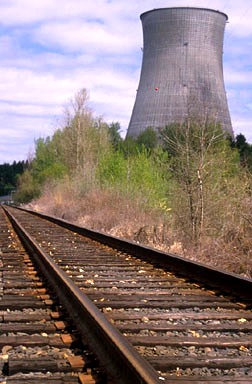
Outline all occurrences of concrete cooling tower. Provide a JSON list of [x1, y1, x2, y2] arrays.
[[127, 7, 233, 138]]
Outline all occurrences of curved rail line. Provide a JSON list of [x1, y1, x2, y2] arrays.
[[2, 205, 252, 383]]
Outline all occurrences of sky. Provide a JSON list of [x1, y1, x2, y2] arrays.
[[0, 0, 252, 164]]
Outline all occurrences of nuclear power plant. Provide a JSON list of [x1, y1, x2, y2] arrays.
[[127, 7, 233, 138]]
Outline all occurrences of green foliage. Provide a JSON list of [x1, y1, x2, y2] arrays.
[[119, 128, 159, 158], [160, 121, 245, 244], [119, 137, 139, 157], [128, 150, 165, 196], [136, 127, 158, 152], [97, 144, 169, 209], [97, 150, 127, 187], [231, 133, 252, 171], [0, 161, 28, 196], [162, 121, 226, 156], [15, 169, 40, 203], [32, 137, 67, 184], [108, 122, 123, 150], [15, 88, 115, 202], [14, 87, 251, 267]]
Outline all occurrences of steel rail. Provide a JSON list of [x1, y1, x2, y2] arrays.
[[4, 206, 163, 384], [14, 206, 252, 302]]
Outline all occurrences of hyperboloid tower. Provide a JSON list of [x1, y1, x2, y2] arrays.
[[127, 7, 233, 138]]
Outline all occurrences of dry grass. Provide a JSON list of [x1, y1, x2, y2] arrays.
[[27, 179, 252, 279], [28, 180, 174, 243], [184, 237, 252, 278]]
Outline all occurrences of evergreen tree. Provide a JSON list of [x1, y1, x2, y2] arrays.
[[108, 122, 122, 150], [233, 133, 252, 170], [0, 161, 27, 196]]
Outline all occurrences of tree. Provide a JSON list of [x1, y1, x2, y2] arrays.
[[32, 137, 67, 184], [233, 133, 252, 170], [108, 122, 122, 150], [0, 161, 28, 196], [15, 169, 40, 203], [160, 120, 240, 244], [61, 88, 111, 181], [62, 88, 93, 172], [136, 127, 158, 152]]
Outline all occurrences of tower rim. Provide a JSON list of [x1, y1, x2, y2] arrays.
[[140, 7, 228, 21]]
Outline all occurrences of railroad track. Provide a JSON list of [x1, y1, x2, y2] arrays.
[[1, 205, 252, 383], [0, 207, 103, 383]]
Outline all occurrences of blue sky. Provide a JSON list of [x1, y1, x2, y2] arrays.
[[0, 0, 252, 164]]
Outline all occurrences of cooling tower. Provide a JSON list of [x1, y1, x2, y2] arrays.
[[127, 7, 233, 138]]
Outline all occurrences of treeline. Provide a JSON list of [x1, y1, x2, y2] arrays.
[[15, 89, 168, 206], [0, 161, 28, 196], [231, 133, 252, 170], [15, 89, 252, 276]]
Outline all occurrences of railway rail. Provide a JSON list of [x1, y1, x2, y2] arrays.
[[1, 205, 252, 383], [0, 207, 103, 383]]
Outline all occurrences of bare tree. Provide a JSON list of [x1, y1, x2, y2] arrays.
[[160, 119, 228, 244], [59, 88, 110, 189]]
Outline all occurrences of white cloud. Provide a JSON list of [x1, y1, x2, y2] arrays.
[[225, 67, 252, 85], [0, 114, 54, 163], [233, 119, 252, 142], [33, 20, 137, 55], [0, 67, 74, 105], [0, 0, 252, 163]]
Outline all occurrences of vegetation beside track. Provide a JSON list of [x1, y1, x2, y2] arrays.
[[6, 88, 252, 277]]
